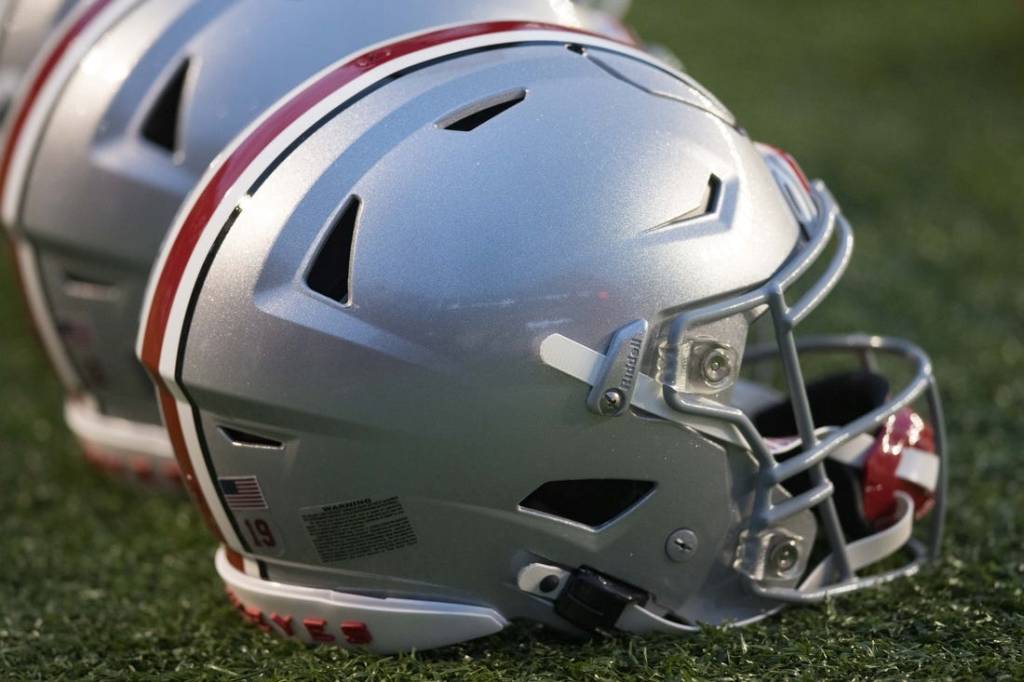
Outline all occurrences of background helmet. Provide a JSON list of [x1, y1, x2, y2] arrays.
[[0, 0, 637, 484], [138, 23, 946, 652], [0, 0, 77, 124]]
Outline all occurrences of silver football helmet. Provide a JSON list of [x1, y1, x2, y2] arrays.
[[0, 0, 77, 124], [138, 23, 947, 653], [0, 0, 636, 485]]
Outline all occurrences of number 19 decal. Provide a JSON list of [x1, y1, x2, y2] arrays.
[[242, 518, 285, 556]]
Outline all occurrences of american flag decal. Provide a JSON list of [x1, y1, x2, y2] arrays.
[[219, 476, 268, 510]]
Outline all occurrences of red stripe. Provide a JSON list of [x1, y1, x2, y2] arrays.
[[0, 0, 115, 206], [765, 143, 811, 193], [138, 20, 606, 373], [157, 384, 225, 541]]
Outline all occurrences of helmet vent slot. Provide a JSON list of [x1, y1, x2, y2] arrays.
[[519, 479, 655, 529], [438, 89, 526, 132], [218, 426, 283, 450], [62, 272, 119, 302], [141, 58, 190, 154], [306, 195, 361, 304]]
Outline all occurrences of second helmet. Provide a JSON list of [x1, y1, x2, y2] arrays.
[[0, 0, 636, 484]]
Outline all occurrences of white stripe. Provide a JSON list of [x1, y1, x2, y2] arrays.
[[166, 380, 243, 550]]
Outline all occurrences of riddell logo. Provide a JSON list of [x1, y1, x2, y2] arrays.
[[225, 588, 373, 646], [618, 335, 644, 392]]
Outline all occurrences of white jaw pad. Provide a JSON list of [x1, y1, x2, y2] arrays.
[[64, 397, 174, 461], [215, 548, 507, 654]]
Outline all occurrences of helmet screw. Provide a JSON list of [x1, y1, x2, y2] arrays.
[[768, 538, 800, 576], [599, 389, 625, 415], [538, 575, 561, 594], [666, 529, 699, 562], [700, 347, 733, 387]]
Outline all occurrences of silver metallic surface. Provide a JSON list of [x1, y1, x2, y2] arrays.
[[0, 0, 75, 124], [12, 0, 633, 444], [152, 20, 945, 641], [175, 39, 806, 632]]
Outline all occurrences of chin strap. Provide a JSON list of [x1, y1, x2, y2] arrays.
[[800, 491, 915, 591], [768, 434, 939, 494]]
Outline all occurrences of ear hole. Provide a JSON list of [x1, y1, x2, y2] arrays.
[[142, 58, 190, 153], [306, 196, 361, 304], [219, 426, 283, 450], [519, 479, 656, 528], [438, 89, 527, 132]]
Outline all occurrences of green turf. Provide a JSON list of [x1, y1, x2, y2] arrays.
[[2, 1, 1022, 679]]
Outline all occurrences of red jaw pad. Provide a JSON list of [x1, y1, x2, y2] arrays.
[[862, 408, 937, 527]]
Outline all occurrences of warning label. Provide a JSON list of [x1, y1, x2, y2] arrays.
[[300, 497, 417, 564]]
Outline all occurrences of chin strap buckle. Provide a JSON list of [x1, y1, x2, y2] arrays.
[[517, 563, 648, 631], [555, 567, 649, 630]]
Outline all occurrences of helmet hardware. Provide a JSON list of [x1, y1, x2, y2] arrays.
[[586, 319, 650, 417], [767, 537, 801, 577], [665, 528, 699, 562], [686, 339, 738, 393]]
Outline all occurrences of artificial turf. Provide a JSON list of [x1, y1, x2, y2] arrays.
[[1, 1, 1022, 679]]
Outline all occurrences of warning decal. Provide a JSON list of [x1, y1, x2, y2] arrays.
[[300, 497, 417, 563]]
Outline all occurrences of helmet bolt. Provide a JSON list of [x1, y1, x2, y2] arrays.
[[538, 575, 561, 594], [600, 389, 625, 415], [768, 538, 800, 576], [666, 529, 699, 562], [700, 347, 733, 387]]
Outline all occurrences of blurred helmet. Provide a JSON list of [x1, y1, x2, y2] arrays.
[[0, 0, 635, 485], [0, 0, 77, 124], [138, 23, 947, 653], [575, 0, 632, 19]]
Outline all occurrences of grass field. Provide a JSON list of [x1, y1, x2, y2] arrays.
[[2, 1, 1023, 679]]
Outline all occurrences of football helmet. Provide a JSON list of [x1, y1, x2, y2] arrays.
[[138, 22, 947, 653], [0, 0, 77, 124], [0, 0, 635, 485]]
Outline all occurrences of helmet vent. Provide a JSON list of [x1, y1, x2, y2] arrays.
[[306, 195, 361, 303], [438, 89, 526, 132], [62, 272, 119, 302], [519, 479, 655, 529], [141, 58, 190, 154], [218, 426, 283, 450]]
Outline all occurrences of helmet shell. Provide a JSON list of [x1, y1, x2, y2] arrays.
[[167, 38, 805, 628]]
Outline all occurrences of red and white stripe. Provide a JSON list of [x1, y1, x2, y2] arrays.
[[0, 0, 142, 390], [136, 21, 664, 551]]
